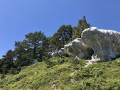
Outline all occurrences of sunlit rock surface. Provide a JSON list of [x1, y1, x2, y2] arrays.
[[52, 27, 120, 62], [52, 48, 65, 57], [81, 27, 120, 62]]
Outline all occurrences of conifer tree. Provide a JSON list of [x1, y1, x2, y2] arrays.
[[72, 16, 90, 40]]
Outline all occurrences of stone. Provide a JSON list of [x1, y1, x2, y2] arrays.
[[64, 38, 93, 59], [58, 48, 65, 56], [81, 27, 120, 62], [51, 48, 65, 57], [33, 59, 37, 64], [51, 52, 59, 57], [52, 27, 120, 63], [64, 42, 74, 57]]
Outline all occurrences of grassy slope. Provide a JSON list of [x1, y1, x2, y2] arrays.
[[1, 57, 120, 90]]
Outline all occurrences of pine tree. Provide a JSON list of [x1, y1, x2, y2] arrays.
[[25, 31, 46, 59], [72, 16, 90, 40], [50, 25, 72, 51]]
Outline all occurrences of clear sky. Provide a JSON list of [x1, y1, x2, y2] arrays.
[[0, 0, 120, 58]]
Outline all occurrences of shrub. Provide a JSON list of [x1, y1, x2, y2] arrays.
[[1, 74, 5, 80], [9, 68, 18, 74]]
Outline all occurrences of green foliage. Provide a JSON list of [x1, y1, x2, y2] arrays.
[[25, 31, 46, 59], [50, 25, 72, 50], [44, 57, 86, 68], [0, 16, 90, 75], [1, 74, 6, 80], [72, 16, 90, 40], [0, 57, 86, 89], [9, 67, 18, 74], [0, 57, 120, 90], [1, 16, 120, 90], [0, 51, 15, 74]]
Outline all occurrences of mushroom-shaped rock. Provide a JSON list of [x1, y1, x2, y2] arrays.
[[81, 27, 120, 62]]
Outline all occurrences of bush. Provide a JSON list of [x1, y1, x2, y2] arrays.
[[9, 68, 18, 74], [1, 74, 5, 80], [1, 57, 120, 90]]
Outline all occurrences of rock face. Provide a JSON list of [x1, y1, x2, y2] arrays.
[[52, 27, 120, 62], [81, 27, 120, 62], [64, 38, 93, 59], [58, 48, 65, 56], [52, 48, 65, 57], [64, 43, 74, 57], [51, 52, 59, 57]]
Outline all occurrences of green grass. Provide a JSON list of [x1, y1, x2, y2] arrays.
[[1, 57, 120, 90]]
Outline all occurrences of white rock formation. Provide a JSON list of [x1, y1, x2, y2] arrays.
[[64, 43, 74, 57], [52, 27, 120, 63], [52, 48, 65, 57], [81, 27, 120, 62], [64, 38, 93, 59], [58, 48, 65, 56], [51, 52, 59, 57]]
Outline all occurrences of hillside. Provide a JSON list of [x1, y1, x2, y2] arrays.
[[1, 57, 120, 90]]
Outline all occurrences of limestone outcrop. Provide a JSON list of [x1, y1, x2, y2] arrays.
[[81, 27, 120, 62], [52, 27, 120, 62], [52, 48, 65, 57], [58, 48, 65, 56], [51, 52, 59, 57], [64, 38, 93, 59]]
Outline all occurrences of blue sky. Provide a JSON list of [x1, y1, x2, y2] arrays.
[[0, 0, 120, 58]]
